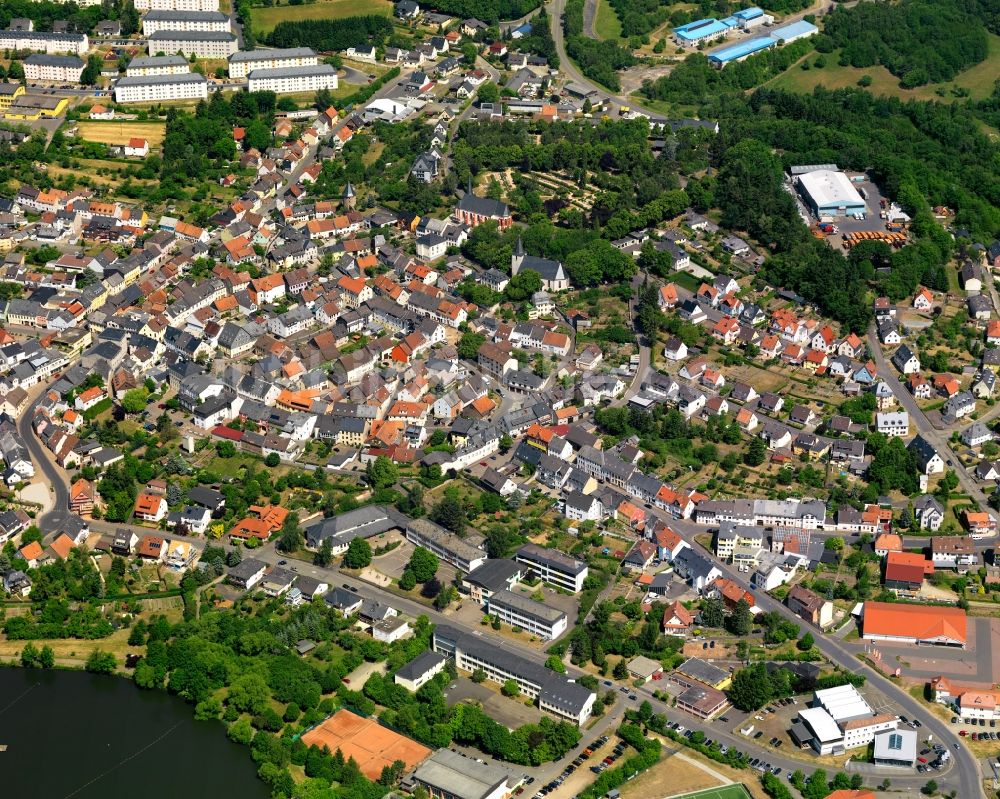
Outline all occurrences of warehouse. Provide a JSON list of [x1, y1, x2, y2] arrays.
[[708, 36, 775, 66], [770, 19, 819, 43], [861, 601, 967, 647], [148, 30, 238, 58], [126, 54, 191, 76], [142, 10, 231, 35], [228, 47, 318, 79], [795, 167, 867, 218], [732, 6, 773, 29], [24, 54, 84, 83], [673, 17, 732, 46], [114, 72, 208, 104], [247, 64, 339, 94], [5, 94, 69, 119]]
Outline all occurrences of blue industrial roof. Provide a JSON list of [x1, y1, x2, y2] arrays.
[[770, 19, 818, 41], [673, 18, 729, 40], [733, 6, 764, 20], [708, 35, 776, 64], [720, 16, 740, 27]]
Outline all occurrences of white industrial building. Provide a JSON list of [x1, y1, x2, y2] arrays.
[[246, 64, 339, 94], [794, 166, 867, 218], [228, 47, 318, 79], [126, 54, 191, 77], [873, 729, 918, 768], [24, 54, 84, 83], [148, 30, 238, 58], [135, 0, 219, 10], [792, 684, 898, 755], [114, 72, 208, 104], [0, 31, 88, 56], [142, 10, 231, 35]]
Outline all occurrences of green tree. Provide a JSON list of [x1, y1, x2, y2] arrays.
[[727, 598, 753, 636], [216, 440, 237, 458], [408, 546, 439, 583], [399, 569, 416, 590], [39, 645, 54, 669], [430, 495, 466, 534], [314, 538, 334, 567], [277, 511, 303, 553], [80, 54, 103, 86], [613, 658, 629, 680], [366, 455, 399, 489], [729, 663, 773, 711], [344, 537, 373, 569], [744, 437, 767, 467], [265, 453, 281, 468], [120, 388, 149, 415], [458, 331, 486, 360], [545, 655, 566, 673], [502, 679, 520, 697], [798, 632, 815, 651], [85, 650, 117, 674], [922, 780, 938, 796], [700, 596, 725, 628]]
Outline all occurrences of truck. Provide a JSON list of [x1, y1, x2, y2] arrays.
[[819, 223, 838, 234]]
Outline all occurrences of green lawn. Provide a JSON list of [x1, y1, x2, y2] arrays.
[[593, 0, 622, 41], [251, 0, 392, 34], [674, 787, 752, 799], [767, 35, 1000, 103]]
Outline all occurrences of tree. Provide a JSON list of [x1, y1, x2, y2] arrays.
[[477, 81, 499, 104], [471, 668, 487, 683], [80, 54, 103, 86], [700, 596, 724, 628], [314, 538, 334, 567], [545, 655, 566, 673], [458, 331, 486, 360], [744, 437, 767, 467], [120, 388, 149, 415], [430, 495, 466, 534], [408, 546, 439, 583], [216, 440, 237, 458], [613, 658, 629, 680], [399, 569, 416, 590], [344, 537, 373, 569], [499, 434, 513, 454], [798, 632, 815, 651], [729, 663, 773, 711], [727, 598, 753, 636], [85, 650, 117, 674], [366, 455, 398, 489], [277, 512, 303, 553], [20, 642, 39, 667], [502, 679, 520, 697], [265, 453, 281, 468], [39, 645, 54, 669], [922, 780, 938, 796]]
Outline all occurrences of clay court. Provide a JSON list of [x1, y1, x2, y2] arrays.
[[300, 709, 432, 779]]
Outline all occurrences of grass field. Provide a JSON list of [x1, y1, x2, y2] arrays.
[[767, 34, 1000, 103], [76, 120, 166, 147], [673, 787, 753, 799], [250, 0, 392, 35], [593, 0, 623, 40]]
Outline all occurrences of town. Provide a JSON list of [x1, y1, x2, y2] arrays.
[[0, 0, 998, 799]]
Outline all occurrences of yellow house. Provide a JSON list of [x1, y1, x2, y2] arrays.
[[5, 94, 68, 120], [0, 83, 25, 110]]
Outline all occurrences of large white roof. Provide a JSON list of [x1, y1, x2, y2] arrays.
[[798, 707, 842, 742], [798, 169, 865, 209], [815, 683, 873, 722]]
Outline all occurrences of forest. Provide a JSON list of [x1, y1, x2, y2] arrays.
[[822, 0, 993, 87], [0, 0, 138, 34], [562, 0, 635, 90], [409, 0, 541, 23], [266, 15, 394, 51]]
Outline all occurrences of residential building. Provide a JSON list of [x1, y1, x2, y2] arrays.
[[228, 47, 319, 79], [247, 64, 339, 94], [486, 589, 568, 640], [515, 542, 588, 593], [142, 10, 231, 34], [114, 73, 208, 104], [147, 30, 238, 58], [405, 518, 486, 572], [23, 54, 84, 83], [394, 650, 447, 692], [786, 584, 833, 628]]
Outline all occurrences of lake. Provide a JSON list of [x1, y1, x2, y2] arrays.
[[0, 667, 268, 799]]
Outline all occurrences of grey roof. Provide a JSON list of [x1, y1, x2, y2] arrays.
[[412, 750, 511, 799], [229, 46, 317, 63], [228, 556, 266, 582], [24, 54, 83, 67], [395, 649, 446, 683], [116, 73, 208, 87], [248, 64, 338, 80], [488, 589, 566, 625], [304, 504, 405, 548], [516, 542, 587, 576], [464, 558, 522, 592], [675, 656, 730, 686], [145, 9, 228, 20]]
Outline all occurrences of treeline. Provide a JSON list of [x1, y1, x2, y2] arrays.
[[822, 0, 991, 87], [413, 0, 541, 24], [606, 0, 672, 37], [563, 0, 635, 90], [641, 39, 815, 105], [0, 0, 138, 35], [267, 15, 394, 51]]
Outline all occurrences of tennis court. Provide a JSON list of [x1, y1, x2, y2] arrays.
[[670, 786, 752, 799], [300, 709, 432, 779]]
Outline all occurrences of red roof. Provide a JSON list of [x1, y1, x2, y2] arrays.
[[212, 425, 244, 441]]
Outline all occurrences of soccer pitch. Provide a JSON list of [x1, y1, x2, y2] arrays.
[[670, 786, 753, 799]]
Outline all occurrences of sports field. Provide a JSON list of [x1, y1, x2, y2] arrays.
[[300, 709, 431, 779], [672, 786, 752, 799], [250, 0, 392, 35], [76, 121, 166, 147]]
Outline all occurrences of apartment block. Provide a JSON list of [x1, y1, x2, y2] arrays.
[[114, 73, 208, 104], [247, 64, 339, 94], [227, 47, 318, 79]]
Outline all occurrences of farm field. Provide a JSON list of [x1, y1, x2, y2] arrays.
[[76, 121, 166, 147], [767, 34, 1000, 103], [250, 0, 392, 35]]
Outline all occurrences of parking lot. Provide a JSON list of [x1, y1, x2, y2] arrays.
[[443, 677, 542, 729]]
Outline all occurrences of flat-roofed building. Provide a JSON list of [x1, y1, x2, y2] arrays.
[[795, 167, 866, 218], [873, 729, 917, 768], [405, 518, 486, 572], [247, 64, 339, 94], [411, 750, 513, 799], [126, 54, 191, 76], [114, 73, 208, 104], [462, 558, 522, 603], [515, 542, 588, 593], [671, 657, 732, 690], [433, 625, 596, 725], [486, 589, 567, 640], [23, 54, 84, 83], [228, 46, 319, 79], [148, 30, 238, 58], [676, 684, 728, 719], [142, 9, 231, 34]]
